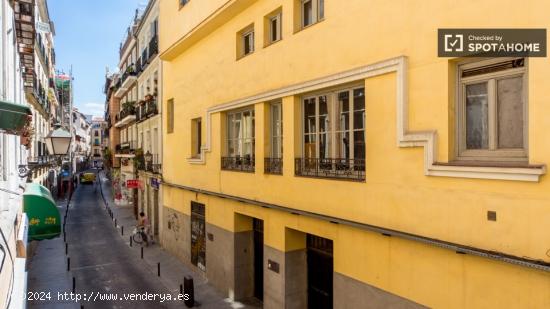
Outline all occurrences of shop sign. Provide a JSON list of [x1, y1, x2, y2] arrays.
[[127, 179, 140, 188], [151, 178, 160, 190]]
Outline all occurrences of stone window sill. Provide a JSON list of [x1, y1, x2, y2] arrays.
[[429, 161, 546, 182]]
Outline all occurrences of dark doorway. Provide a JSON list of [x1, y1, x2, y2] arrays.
[[307, 234, 333, 309], [153, 190, 159, 236], [191, 202, 206, 271], [253, 218, 264, 301]]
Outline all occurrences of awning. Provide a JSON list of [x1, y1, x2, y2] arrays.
[[23, 183, 61, 241], [0, 100, 31, 132]]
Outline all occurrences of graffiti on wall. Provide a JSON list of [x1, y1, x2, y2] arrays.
[[167, 212, 181, 241]]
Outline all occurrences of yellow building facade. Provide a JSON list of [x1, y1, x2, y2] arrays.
[[159, 0, 550, 308]]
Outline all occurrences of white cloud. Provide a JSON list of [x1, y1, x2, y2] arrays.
[[75, 102, 104, 117]]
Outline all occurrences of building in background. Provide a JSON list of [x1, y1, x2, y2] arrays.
[[159, 1, 550, 308], [108, 10, 142, 212], [90, 116, 107, 168], [134, 0, 162, 244], [71, 108, 91, 172]]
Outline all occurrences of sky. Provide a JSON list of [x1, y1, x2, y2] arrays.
[[49, 0, 148, 118]]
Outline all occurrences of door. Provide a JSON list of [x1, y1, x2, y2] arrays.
[[153, 190, 159, 236], [253, 218, 264, 301], [191, 202, 206, 271], [307, 234, 333, 309]]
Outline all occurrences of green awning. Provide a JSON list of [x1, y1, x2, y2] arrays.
[[23, 184, 61, 241], [0, 100, 31, 132]]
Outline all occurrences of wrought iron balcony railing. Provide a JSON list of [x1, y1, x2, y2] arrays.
[[115, 140, 137, 154], [295, 158, 365, 181], [144, 154, 162, 174], [221, 156, 255, 173], [148, 36, 158, 60], [137, 99, 158, 121], [115, 105, 136, 122], [264, 158, 283, 175]]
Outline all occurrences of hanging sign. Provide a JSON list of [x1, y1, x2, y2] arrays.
[[36, 21, 51, 33], [151, 178, 160, 190], [126, 179, 140, 189]]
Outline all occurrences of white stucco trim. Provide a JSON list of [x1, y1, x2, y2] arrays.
[[188, 56, 545, 182]]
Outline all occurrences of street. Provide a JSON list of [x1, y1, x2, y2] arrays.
[[27, 172, 253, 309]]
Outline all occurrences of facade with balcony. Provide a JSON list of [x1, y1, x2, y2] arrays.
[[90, 117, 107, 168], [135, 0, 162, 239], [160, 1, 550, 308]]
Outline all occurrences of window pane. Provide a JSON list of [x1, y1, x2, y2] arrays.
[[319, 133, 330, 159], [303, 0, 312, 26], [228, 140, 237, 157], [272, 137, 282, 158], [335, 131, 350, 159], [304, 98, 316, 134], [497, 76, 523, 149], [271, 18, 278, 42], [336, 91, 349, 132], [466, 83, 489, 149], [304, 134, 317, 159], [318, 0, 324, 19], [354, 88, 365, 130], [319, 95, 329, 133], [354, 131, 365, 161]]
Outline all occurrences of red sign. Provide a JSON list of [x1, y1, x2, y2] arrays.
[[126, 179, 140, 188]]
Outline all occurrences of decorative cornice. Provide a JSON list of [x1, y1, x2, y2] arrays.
[[188, 56, 545, 182]]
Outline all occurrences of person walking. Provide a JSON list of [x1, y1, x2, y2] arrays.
[[137, 212, 150, 246]]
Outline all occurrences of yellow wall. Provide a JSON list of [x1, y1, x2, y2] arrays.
[[160, 0, 550, 307]]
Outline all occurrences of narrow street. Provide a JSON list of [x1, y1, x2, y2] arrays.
[[27, 172, 252, 309]]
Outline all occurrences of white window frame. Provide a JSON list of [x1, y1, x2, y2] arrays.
[[226, 107, 255, 158], [269, 13, 282, 44], [301, 84, 365, 161], [301, 0, 324, 28], [457, 58, 528, 161], [242, 30, 255, 56], [270, 102, 283, 158]]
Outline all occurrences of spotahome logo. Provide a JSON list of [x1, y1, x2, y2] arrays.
[[438, 29, 546, 57]]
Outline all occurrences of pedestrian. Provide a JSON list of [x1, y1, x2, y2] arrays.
[[137, 212, 150, 246]]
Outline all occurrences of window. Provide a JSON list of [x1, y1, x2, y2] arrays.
[[266, 11, 282, 45], [271, 103, 283, 158], [265, 102, 283, 175], [192, 118, 202, 158], [301, 0, 324, 28], [223, 108, 255, 172], [457, 58, 527, 161], [297, 86, 365, 180], [243, 30, 255, 56], [179, 0, 190, 8], [237, 25, 255, 59], [167, 99, 174, 133]]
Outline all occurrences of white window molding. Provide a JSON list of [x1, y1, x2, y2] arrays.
[[187, 56, 545, 182]]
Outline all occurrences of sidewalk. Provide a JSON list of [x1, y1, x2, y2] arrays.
[[27, 194, 79, 309], [98, 171, 258, 309]]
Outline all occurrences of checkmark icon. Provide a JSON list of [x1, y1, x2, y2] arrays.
[[444, 34, 463, 52], [448, 39, 459, 47]]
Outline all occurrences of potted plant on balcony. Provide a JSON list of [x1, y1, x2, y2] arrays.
[[19, 115, 34, 150]]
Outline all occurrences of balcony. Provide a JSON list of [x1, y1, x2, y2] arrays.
[[148, 36, 158, 60], [264, 158, 283, 175], [115, 140, 137, 155], [120, 65, 137, 89], [136, 99, 158, 122], [295, 158, 365, 181], [145, 154, 162, 174], [114, 104, 136, 128], [221, 156, 255, 173]]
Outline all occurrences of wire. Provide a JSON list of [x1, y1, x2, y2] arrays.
[[0, 187, 21, 196]]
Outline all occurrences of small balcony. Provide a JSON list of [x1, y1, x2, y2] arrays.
[[120, 65, 137, 89], [264, 158, 283, 175], [295, 158, 365, 181], [114, 104, 136, 128], [136, 99, 158, 122], [145, 153, 162, 174], [115, 140, 137, 155], [148, 36, 158, 60], [221, 156, 255, 173]]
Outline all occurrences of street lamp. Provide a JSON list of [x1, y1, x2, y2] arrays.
[[45, 125, 72, 156], [19, 125, 72, 180]]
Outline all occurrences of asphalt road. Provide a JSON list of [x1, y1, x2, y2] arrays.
[[28, 180, 184, 309]]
